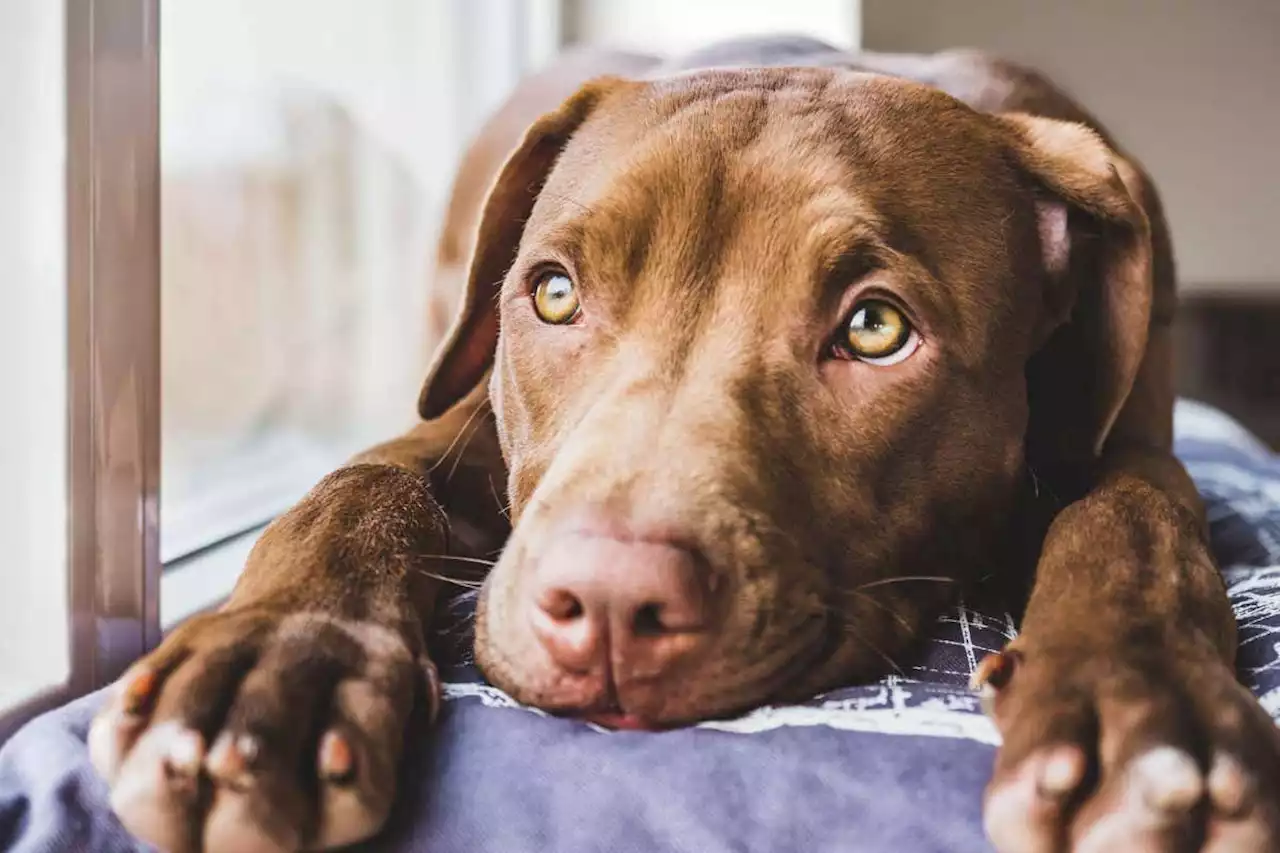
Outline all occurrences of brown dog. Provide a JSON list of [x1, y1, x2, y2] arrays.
[[88, 36, 1280, 852]]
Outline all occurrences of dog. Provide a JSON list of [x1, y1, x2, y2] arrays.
[[87, 36, 1280, 852]]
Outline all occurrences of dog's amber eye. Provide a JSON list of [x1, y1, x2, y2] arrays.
[[532, 271, 580, 325], [841, 300, 917, 365]]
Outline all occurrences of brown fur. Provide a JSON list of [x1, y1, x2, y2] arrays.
[[92, 36, 1279, 853]]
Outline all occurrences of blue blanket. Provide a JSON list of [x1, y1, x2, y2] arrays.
[[3, 400, 1278, 853]]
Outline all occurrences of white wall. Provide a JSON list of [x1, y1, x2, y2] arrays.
[[862, 0, 1280, 293], [0, 0, 69, 705], [567, 0, 861, 53]]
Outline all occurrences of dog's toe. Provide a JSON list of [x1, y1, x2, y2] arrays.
[[1070, 747, 1202, 853], [90, 610, 432, 852], [110, 721, 206, 853], [203, 785, 301, 853], [1201, 752, 1276, 853], [309, 678, 408, 848], [1206, 752, 1252, 818], [1132, 746, 1204, 814], [981, 637, 1280, 853], [985, 745, 1087, 853]]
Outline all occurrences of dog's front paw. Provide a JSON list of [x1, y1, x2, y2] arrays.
[[974, 640, 1280, 852], [88, 608, 439, 853]]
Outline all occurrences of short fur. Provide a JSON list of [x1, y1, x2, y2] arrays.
[[91, 37, 1279, 853]]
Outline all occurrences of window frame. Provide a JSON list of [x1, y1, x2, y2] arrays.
[[157, 0, 559, 621], [0, 0, 161, 743]]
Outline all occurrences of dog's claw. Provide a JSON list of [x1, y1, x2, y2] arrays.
[[318, 730, 355, 783], [206, 732, 259, 786], [121, 667, 159, 715], [971, 650, 1017, 691], [972, 650, 1020, 714]]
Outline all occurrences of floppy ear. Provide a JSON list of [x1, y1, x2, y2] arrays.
[[999, 112, 1155, 463], [417, 77, 627, 420]]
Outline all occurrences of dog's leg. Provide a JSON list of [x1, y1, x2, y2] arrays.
[[980, 332, 1280, 851], [89, 394, 506, 853]]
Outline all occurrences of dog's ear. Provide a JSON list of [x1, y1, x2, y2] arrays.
[[998, 112, 1155, 462], [417, 77, 627, 420]]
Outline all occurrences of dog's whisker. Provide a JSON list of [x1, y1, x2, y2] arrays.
[[487, 475, 511, 519], [843, 589, 915, 635], [423, 554, 497, 569], [445, 404, 492, 483], [430, 404, 488, 473], [426, 554, 497, 566], [427, 399, 492, 477], [854, 575, 956, 592], [842, 622, 906, 678], [415, 570, 484, 590]]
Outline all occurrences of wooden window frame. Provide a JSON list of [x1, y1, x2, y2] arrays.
[[0, 0, 161, 742]]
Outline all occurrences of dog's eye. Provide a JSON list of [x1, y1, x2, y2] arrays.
[[838, 300, 919, 365], [532, 270, 580, 325]]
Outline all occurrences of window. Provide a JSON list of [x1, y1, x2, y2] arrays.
[[159, 0, 548, 623], [1, 0, 547, 738]]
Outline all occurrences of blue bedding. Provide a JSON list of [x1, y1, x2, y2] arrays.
[[3, 400, 1278, 853]]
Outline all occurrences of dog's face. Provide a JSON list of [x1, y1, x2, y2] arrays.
[[422, 69, 1151, 726]]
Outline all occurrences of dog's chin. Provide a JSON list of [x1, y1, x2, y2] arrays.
[[477, 662, 782, 730], [576, 710, 662, 731], [475, 617, 846, 729]]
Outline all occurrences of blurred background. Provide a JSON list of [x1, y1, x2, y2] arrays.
[[160, 1, 1280, 563], [0, 0, 1276, 721], [159, 1, 1280, 570]]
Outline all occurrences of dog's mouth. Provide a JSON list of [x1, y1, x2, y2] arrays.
[[565, 695, 738, 731], [555, 663, 688, 731], [551, 613, 840, 731], [573, 707, 663, 731]]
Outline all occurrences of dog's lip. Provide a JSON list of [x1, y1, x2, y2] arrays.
[[576, 709, 662, 731], [566, 693, 665, 730], [564, 690, 668, 731]]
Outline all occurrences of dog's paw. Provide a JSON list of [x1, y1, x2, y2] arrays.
[[88, 608, 439, 853], [974, 642, 1280, 853]]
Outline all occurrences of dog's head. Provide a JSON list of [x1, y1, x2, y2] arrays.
[[421, 68, 1153, 727]]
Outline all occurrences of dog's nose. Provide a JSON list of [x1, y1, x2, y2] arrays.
[[529, 529, 710, 677]]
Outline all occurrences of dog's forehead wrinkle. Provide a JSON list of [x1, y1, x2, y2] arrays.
[[595, 93, 1020, 350]]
